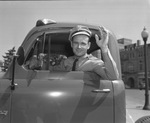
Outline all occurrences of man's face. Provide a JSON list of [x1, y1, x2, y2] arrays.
[[71, 35, 91, 57]]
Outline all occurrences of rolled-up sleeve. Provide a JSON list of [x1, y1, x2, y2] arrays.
[[93, 49, 119, 80]]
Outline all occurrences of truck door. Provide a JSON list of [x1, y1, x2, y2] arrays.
[[10, 71, 114, 123]]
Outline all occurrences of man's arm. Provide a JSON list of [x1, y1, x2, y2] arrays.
[[101, 49, 119, 80], [95, 27, 119, 80]]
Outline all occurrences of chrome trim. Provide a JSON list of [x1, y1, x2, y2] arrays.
[[92, 89, 110, 93], [0, 110, 8, 116]]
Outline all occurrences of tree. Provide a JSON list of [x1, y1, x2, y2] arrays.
[[1, 47, 16, 72], [0, 60, 3, 72], [0, 60, 3, 66]]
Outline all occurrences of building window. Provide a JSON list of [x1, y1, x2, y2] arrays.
[[127, 62, 134, 73], [139, 60, 143, 71]]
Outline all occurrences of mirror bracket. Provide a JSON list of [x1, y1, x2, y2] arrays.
[[11, 55, 17, 90], [16, 46, 25, 66]]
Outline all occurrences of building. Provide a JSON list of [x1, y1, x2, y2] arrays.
[[118, 38, 132, 49], [118, 38, 150, 89]]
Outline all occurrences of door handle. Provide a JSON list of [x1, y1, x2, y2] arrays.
[[92, 89, 110, 93], [0, 110, 8, 116]]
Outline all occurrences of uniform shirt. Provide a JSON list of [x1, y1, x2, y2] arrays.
[[52, 49, 119, 80]]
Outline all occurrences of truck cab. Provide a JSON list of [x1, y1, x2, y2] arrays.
[[0, 19, 126, 123]]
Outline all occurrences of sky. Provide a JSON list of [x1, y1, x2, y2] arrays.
[[0, 0, 150, 60]]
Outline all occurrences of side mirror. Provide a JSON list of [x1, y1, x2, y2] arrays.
[[16, 46, 25, 66]]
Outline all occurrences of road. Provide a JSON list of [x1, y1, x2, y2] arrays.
[[125, 89, 150, 122]]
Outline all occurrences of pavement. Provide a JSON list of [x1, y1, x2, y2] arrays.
[[125, 89, 150, 123]]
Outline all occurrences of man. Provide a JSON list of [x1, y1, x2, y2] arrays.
[[52, 25, 119, 80]]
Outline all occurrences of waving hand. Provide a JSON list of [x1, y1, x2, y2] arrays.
[[95, 26, 109, 53]]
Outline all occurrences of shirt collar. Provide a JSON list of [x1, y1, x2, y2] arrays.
[[73, 54, 92, 60]]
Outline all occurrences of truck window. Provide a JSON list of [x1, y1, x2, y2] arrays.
[[24, 32, 73, 71]]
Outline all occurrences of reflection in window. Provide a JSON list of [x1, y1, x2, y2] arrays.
[[24, 32, 73, 71]]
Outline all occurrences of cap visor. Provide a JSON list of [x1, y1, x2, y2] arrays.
[[72, 31, 91, 38]]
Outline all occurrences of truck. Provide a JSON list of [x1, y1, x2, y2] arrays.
[[0, 19, 132, 123]]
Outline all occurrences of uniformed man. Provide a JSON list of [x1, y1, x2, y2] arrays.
[[52, 25, 119, 80]]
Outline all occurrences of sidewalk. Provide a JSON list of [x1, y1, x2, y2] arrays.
[[125, 89, 150, 122]]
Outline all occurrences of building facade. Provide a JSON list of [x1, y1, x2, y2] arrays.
[[118, 38, 133, 49], [118, 38, 150, 89]]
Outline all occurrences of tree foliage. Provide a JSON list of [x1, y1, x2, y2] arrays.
[[1, 47, 16, 72]]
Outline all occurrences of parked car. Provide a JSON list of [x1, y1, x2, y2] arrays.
[[139, 82, 145, 90], [139, 82, 150, 90], [0, 19, 130, 123]]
